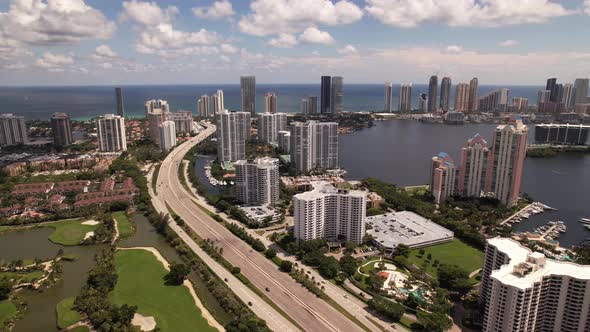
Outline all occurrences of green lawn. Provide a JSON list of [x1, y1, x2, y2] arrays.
[[0, 270, 44, 283], [70, 326, 90, 332], [112, 212, 135, 238], [0, 301, 17, 327], [56, 297, 81, 329], [47, 219, 100, 246], [406, 239, 483, 277], [112, 249, 218, 332]]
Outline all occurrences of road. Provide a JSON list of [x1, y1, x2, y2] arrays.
[[153, 124, 367, 332]]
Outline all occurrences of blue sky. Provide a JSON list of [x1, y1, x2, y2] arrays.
[[1, 0, 589, 85]]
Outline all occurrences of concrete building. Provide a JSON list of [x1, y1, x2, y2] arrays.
[[478, 88, 509, 112], [430, 152, 456, 204], [428, 75, 438, 113], [300, 96, 318, 115], [331, 76, 343, 113], [96, 114, 126, 152], [115, 87, 124, 117], [537, 89, 552, 105], [484, 119, 528, 206], [457, 134, 489, 197], [574, 78, 589, 106], [293, 181, 366, 244], [159, 120, 176, 152], [321, 76, 331, 114], [50, 112, 73, 147], [0, 113, 28, 146], [258, 113, 287, 145], [418, 93, 428, 113], [264, 92, 277, 114], [480, 238, 590, 332], [145, 99, 169, 145], [277, 130, 291, 153], [300, 98, 309, 114], [511, 97, 529, 113], [399, 84, 412, 113], [289, 121, 338, 174], [197, 95, 211, 117], [468, 78, 479, 112], [212, 90, 224, 114], [440, 77, 452, 112], [235, 157, 279, 206], [546, 77, 558, 102], [145, 99, 169, 115], [166, 111, 193, 134], [562, 83, 575, 110], [216, 110, 251, 162], [241, 76, 256, 116], [454, 83, 470, 112], [534, 123, 589, 145], [384, 82, 393, 112]]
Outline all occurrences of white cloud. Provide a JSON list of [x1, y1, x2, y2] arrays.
[[498, 39, 518, 47], [193, 0, 234, 19], [121, 0, 177, 25], [220, 44, 238, 54], [93, 45, 117, 58], [584, 0, 590, 15], [239, 0, 362, 36], [338, 44, 358, 55], [445, 45, 464, 53], [0, 31, 31, 62], [0, 0, 115, 45], [35, 52, 75, 71], [268, 34, 298, 48], [365, 0, 572, 28], [299, 27, 335, 44]]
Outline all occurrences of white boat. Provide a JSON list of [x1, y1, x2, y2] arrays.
[[581, 218, 590, 223]]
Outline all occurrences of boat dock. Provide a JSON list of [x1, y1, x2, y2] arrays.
[[537, 221, 567, 240], [500, 202, 555, 226]]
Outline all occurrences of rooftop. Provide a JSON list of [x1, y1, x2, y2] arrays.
[[294, 181, 366, 200]]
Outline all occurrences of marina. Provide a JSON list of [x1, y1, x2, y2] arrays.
[[500, 202, 555, 226]]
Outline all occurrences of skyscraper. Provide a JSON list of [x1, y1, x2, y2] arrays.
[[166, 111, 193, 134], [145, 99, 169, 115], [278, 130, 291, 153], [457, 134, 489, 197], [145, 100, 168, 145], [197, 95, 210, 117], [300, 98, 309, 114], [308, 96, 318, 114], [546, 77, 558, 102], [398, 84, 412, 113], [115, 87, 124, 117], [331, 76, 343, 113], [554, 83, 564, 104], [428, 75, 438, 113], [418, 93, 428, 113], [290, 121, 338, 174], [240, 76, 256, 116], [258, 113, 287, 145], [320, 76, 331, 113], [212, 90, 224, 114], [430, 152, 456, 204], [0, 113, 28, 146], [97, 114, 126, 152], [264, 92, 277, 114], [574, 78, 589, 105], [159, 120, 176, 152], [216, 110, 251, 162], [468, 77, 479, 112], [384, 82, 393, 112], [478, 88, 509, 112], [454, 83, 470, 112], [51, 112, 73, 147], [235, 157, 280, 206], [511, 97, 529, 113], [537, 89, 551, 104], [562, 83, 575, 110], [440, 77, 452, 112]]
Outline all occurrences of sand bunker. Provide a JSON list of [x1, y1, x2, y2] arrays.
[[83, 231, 94, 240], [82, 220, 100, 225], [132, 313, 156, 331]]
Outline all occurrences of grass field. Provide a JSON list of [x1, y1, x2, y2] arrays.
[[112, 212, 135, 238], [56, 297, 81, 329], [0, 301, 17, 327], [0, 270, 44, 283], [47, 219, 100, 246], [70, 326, 90, 332], [406, 239, 483, 277], [112, 249, 217, 332]]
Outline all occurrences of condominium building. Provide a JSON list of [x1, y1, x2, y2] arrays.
[[159, 121, 176, 152], [534, 123, 590, 145], [457, 134, 489, 197], [428, 75, 438, 113], [166, 111, 193, 134], [240, 76, 256, 116], [511, 97, 529, 113], [468, 77, 479, 112], [50, 112, 73, 147], [384, 82, 393, 112], [418, 93, 428, 113], [300, 96, 318, 115], [212, 90, 224, 114], [331, 76, 343, 113], [0, 113, 28, 146], [454, 83, 470, 112], [574, 78, 589, 105], [216, 110, 251, 162], [399, 84, 412, 113], [264, 92, 277, 114], [480, 238, 590, 332], [293, 181, 366, 244], [234, 157, 279, 206], [321, 76, 331, 114], [258, 113, 287, 145], [145, 99, 170, 145], [289, 121, 338, 174], [278, 130, 291, 153], [197, 95, 211, 117], [145, 99, 169, 115], [440, 77, 452, 112], [430, 152, 456, 204], [546, 77, 558, 102], [562, 83, 575, 110], [115, 87, 125, 117], [478, 88, 509, 112], [537, 89, 551, 105], [96, 114, 126, 152]]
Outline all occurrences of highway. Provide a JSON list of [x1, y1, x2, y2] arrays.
[[152, 124, 367, 332]]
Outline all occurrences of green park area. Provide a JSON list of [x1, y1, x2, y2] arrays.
[[0, 270, 44, 284], [112, 212, 135, 238], [0, 301, 17, 327], [0, 218, 100, 246], [406, 239, 483, 278], [70, 326, 90, 332], [111, 249, 217, 332], [56, 297, 81, 329]]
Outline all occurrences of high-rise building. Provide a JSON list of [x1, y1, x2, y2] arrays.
[[197, 95, 211, 117], [440, 77, 452, 112], [216, 110, 251, 162], [320, 76, 331, 114], [428, 75, 438, 113], [115, 87, 124, 117], [546, 77, 558, 102], [235, 157, 279, 206], [555, 83, 564, 104], [418, 93, 428, 112], [159, 120, 176, 152], [166, 111, 193, 134], [484, 119, 528, 206], [240, 76, 256, 116], [300, 98, 309, 114], [574, 78, 589, 105], [264, 92, 277, 114], [331, 76, 343, 113], [290, 121, 338, 174], [258, 113, 287, 145], [562, 83, 575, 110], [384, 82, 393, 112], [96, 114, 126, 152], [51, 112, 73, 147], [277, 130, 291, 153], [537, 89, 551, 105], [468, 78, 479, 112], [398, 84, 412, 113], [293, 181, 366, 244], [454, 83, 470, 112], [480, 237, 590, 332], [511, 97, 529, 113], [430, 152, 456, 204], [212, 90, 224, 114], [0, 113, 28, 146], [308, 96, 318, 114], [478, 88, 509, 112], [145, 99, 170, 115], [534, 123, 590, 145], [457, 134, 489, 197], [145, 99, 170, 145]]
